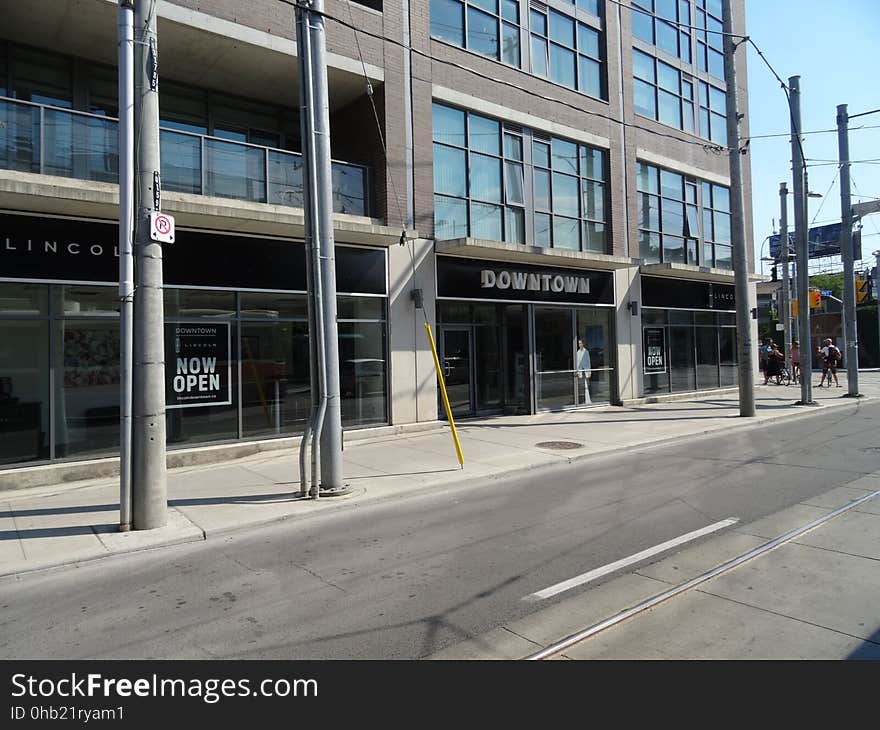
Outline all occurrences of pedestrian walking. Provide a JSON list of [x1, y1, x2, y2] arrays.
[[818, 338, 841, 387], [764, 343, 785, 385], [758, 337, 772, 377], [790, 340, 800, 384]]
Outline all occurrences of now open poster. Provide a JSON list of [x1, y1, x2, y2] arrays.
[[165, 322, 232, 409]]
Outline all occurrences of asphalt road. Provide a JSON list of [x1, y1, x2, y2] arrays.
[[2, 400, 879, 659]]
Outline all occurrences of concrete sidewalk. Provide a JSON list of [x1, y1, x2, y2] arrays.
[[1, 372, 878, 581]]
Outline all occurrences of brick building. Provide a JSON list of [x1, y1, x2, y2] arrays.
[[0, 0, 756, 476]]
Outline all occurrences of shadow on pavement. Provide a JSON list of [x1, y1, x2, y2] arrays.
[[0, 525, 107, 541], [846, 627, 880, 659]]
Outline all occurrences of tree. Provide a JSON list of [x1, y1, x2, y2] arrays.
[[809, 272, 844, 299]]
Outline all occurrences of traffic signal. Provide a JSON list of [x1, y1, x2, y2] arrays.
[[809, 290, 822, 309], [856, 277, 870, 304]]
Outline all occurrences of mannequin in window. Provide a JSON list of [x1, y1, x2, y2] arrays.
[[576, 338, 591, 405]]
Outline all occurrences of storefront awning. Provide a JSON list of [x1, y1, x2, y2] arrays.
[[435, 238, 638, 271]]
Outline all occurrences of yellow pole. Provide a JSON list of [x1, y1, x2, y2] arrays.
[[424, 322, 464, 468]]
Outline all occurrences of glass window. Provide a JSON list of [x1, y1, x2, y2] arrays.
[[432, 103, 607, 250], [633, 50, 655, 83], [432, 103, 466, 147], [54, 318, 121, 458], [339, 320, 387, 428], [468, 114, 501, 156], [239, 292, 307, 320], [551, 138, 578, 175], [471, 201, 504, 239], [634, 79, 656, 118], [0, 283, 48, 315], [553, 216, 580, 249], [552, 173, 579, 217], [164, 289, 235, 319], [0, 318, 50, 463], [505, 207, 526, 243], [658, 89, 682, 127], [502, 22, 521, 66], [533, 140, 551, 168], [577, 308, 612, 405], [638, 160, 731, 267], [337, 296, 385, 321], [550, 44, 576, 89], [504, 161, 525, 204], [578, 25, 600, 58], [56, 286, 120, 317], [535, 213, 551, 247], [467, 6, 500, 58], [530, 8, 605, 98], [501, 0, 518, 22], [534, 169, 551, 211], [535, 307, 574, 410], [434, 195, 469, 239], [433, 144, 468, 196], [579, 56, 601, 96], [241, 321, 309, 437], [469, 152, 503, 202], [504, 133, 523, 161]]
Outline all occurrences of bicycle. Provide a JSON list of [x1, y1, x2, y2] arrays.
[[778, 365, 792, 386]]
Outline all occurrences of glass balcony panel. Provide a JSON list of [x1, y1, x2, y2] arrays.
[[41, 107, 73, 178], [332, 162, 368, 216], [43, 109, 118, 182], [268, 149, 304, 208], [1, 97, 371, 218], [0, 98, 41, 173], [205, 138, 266, 203], [160, 130, 202, 194]]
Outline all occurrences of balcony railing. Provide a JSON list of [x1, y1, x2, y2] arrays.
[[0, 96, 372, 217]]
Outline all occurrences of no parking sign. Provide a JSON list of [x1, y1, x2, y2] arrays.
[[150, 211, 175, 243]]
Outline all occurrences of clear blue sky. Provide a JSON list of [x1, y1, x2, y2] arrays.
[[745, 0, 880, 274]]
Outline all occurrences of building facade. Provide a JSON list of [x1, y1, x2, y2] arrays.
[[0, 0, 756, 474]]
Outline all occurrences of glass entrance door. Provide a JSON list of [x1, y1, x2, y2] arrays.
[[439, 327, 473, 417]]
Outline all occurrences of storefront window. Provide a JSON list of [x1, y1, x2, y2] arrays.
[[719, 327, 737, 386], [535, 307, 575, 410], [240, 320, 310, 437], [576, 308, 612, 406], [642, 306, 737, 395], [0, 305, 50, 463], [338, 319, 387, 428]]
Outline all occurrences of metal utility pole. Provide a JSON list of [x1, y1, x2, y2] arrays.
[[117, 0, 134, 531], [722, 0, 754, 417], [296, 5, 321, 498], [779, 182, 792, 365], [790, 76, 815, 406], [295, 0, 345, 495], [131, 0, 167, 528], [837, 104, 860, 396], [876, 250, 880, 367]]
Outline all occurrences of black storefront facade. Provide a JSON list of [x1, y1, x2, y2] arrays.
[[0, 212, 389, 467], [641, 275, 738, 395], [435, 256, 617, 416]]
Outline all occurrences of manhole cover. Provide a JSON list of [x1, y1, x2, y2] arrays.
[[535, 441, 583, 450]]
